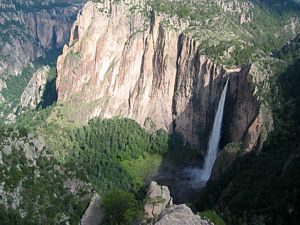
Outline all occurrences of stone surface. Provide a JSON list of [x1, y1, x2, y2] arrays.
[[79, 194, 104, 225], [19, 66, 50, 110], [154, 204, 212, 225], [143, 181, 211, 225], [144, 181, 173, 219], [56, 0, 262, 151], [0, 0, 83, 75]]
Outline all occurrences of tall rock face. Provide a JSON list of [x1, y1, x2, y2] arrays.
[[19, 66, 50, 110], [56, 1, 263, 151], [0, 0, 83, 75], [143, 181, 211, 225]]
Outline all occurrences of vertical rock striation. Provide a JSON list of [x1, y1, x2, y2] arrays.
[[56, 0, 263, 151], [0, 0, 83, 75]]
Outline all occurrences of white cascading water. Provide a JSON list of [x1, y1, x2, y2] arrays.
[[183, 78, 230, 188], [200, 78, 230, 181]]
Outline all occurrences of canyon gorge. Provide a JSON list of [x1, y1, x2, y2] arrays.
[[0, 0, 83, 75], [1, 0, 300, 225], [56, 0, 265, 155]]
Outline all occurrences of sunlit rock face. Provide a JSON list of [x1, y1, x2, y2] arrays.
[[56, 0, 263, 151], [143, 181, 212, 225], [19, 66, 50, 110]]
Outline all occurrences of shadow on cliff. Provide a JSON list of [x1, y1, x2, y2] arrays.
[[194, 59, 300, 225], [39, 76, 58, 109], [155, 64, 261, 204]]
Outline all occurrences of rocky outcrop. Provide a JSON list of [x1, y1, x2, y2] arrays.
[[144, 181, 173, 219], [0, 0, 83, 75], [214, 0, 253, 24], [19, 66, 50, 110], [155, 205, 212, 225], [56, 0, 262, 151], [143, 182, 211, 225], [79, 194, 104, 225]]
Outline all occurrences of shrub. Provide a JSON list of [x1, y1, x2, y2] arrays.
[[102, 189, 143, 225]]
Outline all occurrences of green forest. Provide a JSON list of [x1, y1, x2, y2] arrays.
[[0, 107, 199, 224]]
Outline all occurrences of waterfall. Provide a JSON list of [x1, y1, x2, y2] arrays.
[[200, 78, 229, 181]]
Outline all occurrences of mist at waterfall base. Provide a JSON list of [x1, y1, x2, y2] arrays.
[[183, 78, 230, 189]]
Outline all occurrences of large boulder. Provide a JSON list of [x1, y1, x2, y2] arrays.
[[79, 194, 104, 225], [143, 182, 211, 225], [144, 181, 173, 219], [155, 204, 212, 225]]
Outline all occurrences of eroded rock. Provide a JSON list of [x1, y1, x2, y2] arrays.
[[56, 0, 262, 151], [79, 194, 104, 225], [19, 66, 50, 110], [155, 204, 212, 225], [144, 181, 173, 219], [143, 181, 211, 225], [0, 0, 83, 75]]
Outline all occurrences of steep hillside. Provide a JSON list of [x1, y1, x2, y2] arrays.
[[0, 123, 92, 224], [0, 0, 83, 75], [55, 0, 275, 152], [54, 0, 300, 151], [0, 0, 83, 121]]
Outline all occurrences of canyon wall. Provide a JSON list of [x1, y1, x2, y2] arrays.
[[56, 1, 263, 151], [0, 0, 83, 75]]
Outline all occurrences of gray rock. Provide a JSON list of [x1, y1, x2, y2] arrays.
[[2, 143, 12, 156], [19, 65, 50, 110], [144, 181, 173, 219], [155, 204, 212, 225], [0, 0, 83, 75], [79, 194, 104, 225]]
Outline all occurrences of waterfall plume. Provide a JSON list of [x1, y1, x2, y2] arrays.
[[201, 77, 230, 181], [183, 78, 229, 187]]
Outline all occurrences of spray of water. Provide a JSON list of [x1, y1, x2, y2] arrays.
[[201, 77, 229, 181], [183, 78, 230, 186]]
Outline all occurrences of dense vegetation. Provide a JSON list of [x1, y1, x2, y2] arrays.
[[196, 35, 300, 225], [102, 189, 143, 225], [0, 125, 91, 225], [0, 103, 200, 224], [65, 118, 169, 194]]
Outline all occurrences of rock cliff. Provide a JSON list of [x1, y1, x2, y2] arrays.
[[56, 0, 263, 151], [143, 181, 212, 225], [19, 66, 50, 110], [0, 0, 83, 76]]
